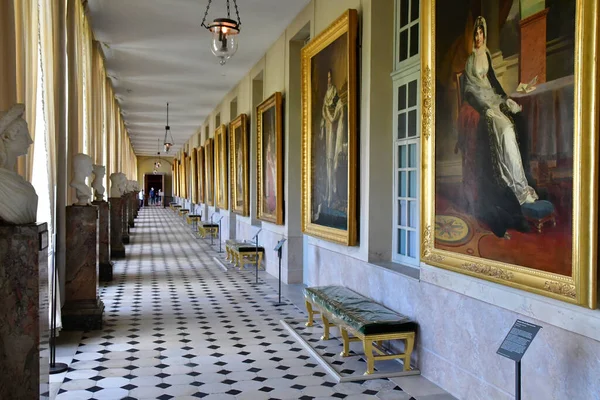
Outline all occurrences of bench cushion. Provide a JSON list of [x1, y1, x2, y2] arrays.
[[304, 286, 417, 335], [188, 214, 201, 218], [521, 200, 554, 220], [200, 223, 218, 227]]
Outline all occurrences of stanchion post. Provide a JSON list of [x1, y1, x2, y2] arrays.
[[515, 361, 521, 400]]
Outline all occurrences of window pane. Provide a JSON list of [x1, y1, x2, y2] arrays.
[[399, 171, 407, 197], [408, 80, 417, 107], [399, 145, 407, 168], [399, 30, 408, 62], [400, 0, 409, 27], [398, 229, 407, 255], [410, 24, 419, 57], [398, 200, 403, 225], [410, 0, 419, 22], [408, 230, 416, 258], [398, 84, 407, 110], [398, 112, 406, 139], [400, 200, 407, 226], [408, 200, 417, 228], [408, 143, 417, 167], [408, 110, 417, 137], [408, 170, 417, 197]]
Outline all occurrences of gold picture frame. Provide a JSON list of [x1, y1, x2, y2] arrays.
[[214, 124, 229, 210], [172, 161, 177, 197], [230, 114, 249, 216], [257, 92, 284, 224], [197, 146, 205, 204], [204, 138, 215, 206], [421, 0, 598, 308], [190, 148, 198, 204], [301, 9, 358, 246]]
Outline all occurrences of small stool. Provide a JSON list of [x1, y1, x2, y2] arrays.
[[521, 200, 556, 233]]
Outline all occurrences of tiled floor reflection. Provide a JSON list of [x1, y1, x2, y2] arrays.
[[52, 206, 455, 400]]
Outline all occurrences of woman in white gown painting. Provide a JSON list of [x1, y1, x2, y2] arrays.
[[463, 16, 541, 237]]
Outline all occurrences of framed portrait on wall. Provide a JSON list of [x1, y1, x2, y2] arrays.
[[197, 146, 205, 204], [421, 0, 598, 307], [180, 153, 188, 199], [204, 138, 215, 206], [214, 125, 229, 210], [230, 114, 249, 216], [190, 148, 198, 204], [257, 92, 284, 224], [301, 9, 358, 246]]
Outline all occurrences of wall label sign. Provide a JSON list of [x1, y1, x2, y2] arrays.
[[497, 319, 542, 362]]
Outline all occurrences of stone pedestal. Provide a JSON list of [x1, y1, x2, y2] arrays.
[[93, 201, 113, 282], [122, 196, 130, 244], [62, 206, 104, 331], [0, 223, 49, 399], [128, 193, 135, 228], [109, 197, 126, 258], [134, 191, 139, 218]]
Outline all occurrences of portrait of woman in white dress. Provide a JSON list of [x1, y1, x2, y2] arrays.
[[462, 16, 541, 237]]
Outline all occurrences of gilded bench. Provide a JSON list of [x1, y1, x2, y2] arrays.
[[225, 239, 264, 269], [198, 222, 219, 238], [304, 285, 417, 375]]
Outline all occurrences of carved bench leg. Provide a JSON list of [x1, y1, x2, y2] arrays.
[[305, 300, 315, 327], [321, 313, 332, 341], [257, 253, 263, 270], [403, 335, 414, 371], [340, 327, 350, 357], [363, 339, 374, 375]]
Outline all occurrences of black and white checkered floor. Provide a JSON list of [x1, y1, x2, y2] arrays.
[[51, 207, 454, 400]]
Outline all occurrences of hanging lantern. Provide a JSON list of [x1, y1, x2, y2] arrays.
[[163, 102, 174, 152], [201, 0, 242, 65]]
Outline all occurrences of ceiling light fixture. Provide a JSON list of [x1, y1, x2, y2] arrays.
[[154, 138, 163, 171], [200, 0, 242, 65], [163, 102, 174, 153]]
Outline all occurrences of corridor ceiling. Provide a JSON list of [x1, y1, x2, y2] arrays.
[[87, 0, 310, 156]]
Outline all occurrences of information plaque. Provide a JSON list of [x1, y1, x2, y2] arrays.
[[497, 319, 542, 362], [274, 239, 286, 252]]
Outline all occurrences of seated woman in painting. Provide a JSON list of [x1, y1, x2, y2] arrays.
[[462, 16, 544, 238]]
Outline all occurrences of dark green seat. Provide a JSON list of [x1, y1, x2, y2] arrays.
[[304, 286, 417, 335]]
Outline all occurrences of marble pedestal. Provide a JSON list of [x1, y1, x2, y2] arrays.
[[128, 193, 135, 228], [109, 197, 126, 258], [134, 191, 139, 218], [63, 206, 104, 331], [93, 200, 113, 282], [122, 196, 130, 244], [0, 223, 49, 399]]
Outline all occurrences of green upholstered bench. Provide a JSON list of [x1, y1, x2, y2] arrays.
[[304, 285, 417, 375], [225, 239, 264, 269], [198, 222, 218, 238]]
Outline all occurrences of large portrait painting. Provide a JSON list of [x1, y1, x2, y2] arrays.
[[204, 138, 215, 206], [257, 92, 283, 224], [301, 9, 358, 246], [197, 146, 205, 204], [190, 148, 198, 204], [214, 125, 228, 210], [421, 0, 598, 307], [230, 114, 249, 216]]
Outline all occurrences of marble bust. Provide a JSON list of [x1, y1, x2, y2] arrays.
[[70, 153, 94, 205], [0, 104, 38, 224], [125, 180, 135, 194], [92, 164, 106, 201], [109, 173, 127, 198]]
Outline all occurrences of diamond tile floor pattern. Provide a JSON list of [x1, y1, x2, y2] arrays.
[[51, 206, 455, 400]]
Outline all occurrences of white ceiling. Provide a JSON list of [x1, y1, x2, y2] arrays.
[[87, 0, 310, 156]]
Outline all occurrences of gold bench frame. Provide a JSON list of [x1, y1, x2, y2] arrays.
[[305, 298, 415, 375], [186, 215, 201, 225], [225, 241, 264, 270], [198, 224, 218, 238]]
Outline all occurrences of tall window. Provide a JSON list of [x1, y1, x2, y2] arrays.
[[395, 0, 420, 68], [392, 0, 420, 266]]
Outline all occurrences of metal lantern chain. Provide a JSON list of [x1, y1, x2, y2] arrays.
[[200, 0, 241, 31]]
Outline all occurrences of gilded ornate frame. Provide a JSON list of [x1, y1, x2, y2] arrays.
[[230, 114, 249, 216], [214, 124, 229, 210], [197, 146, 205, 204], [180, 152, 188, 199], [257, 92, 284, 224], [420, 0, 598, 308], [204, 138, 215, 207], [301, 9, 358, 246], [190, 148, 198, 204]]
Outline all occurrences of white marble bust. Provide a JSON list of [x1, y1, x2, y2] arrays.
[[70, 153, 94, 205], [109, 173, 127, 198], [0, 104, 38, 224], [125, 180, 136, 194], [92, 164, 106, 201]]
